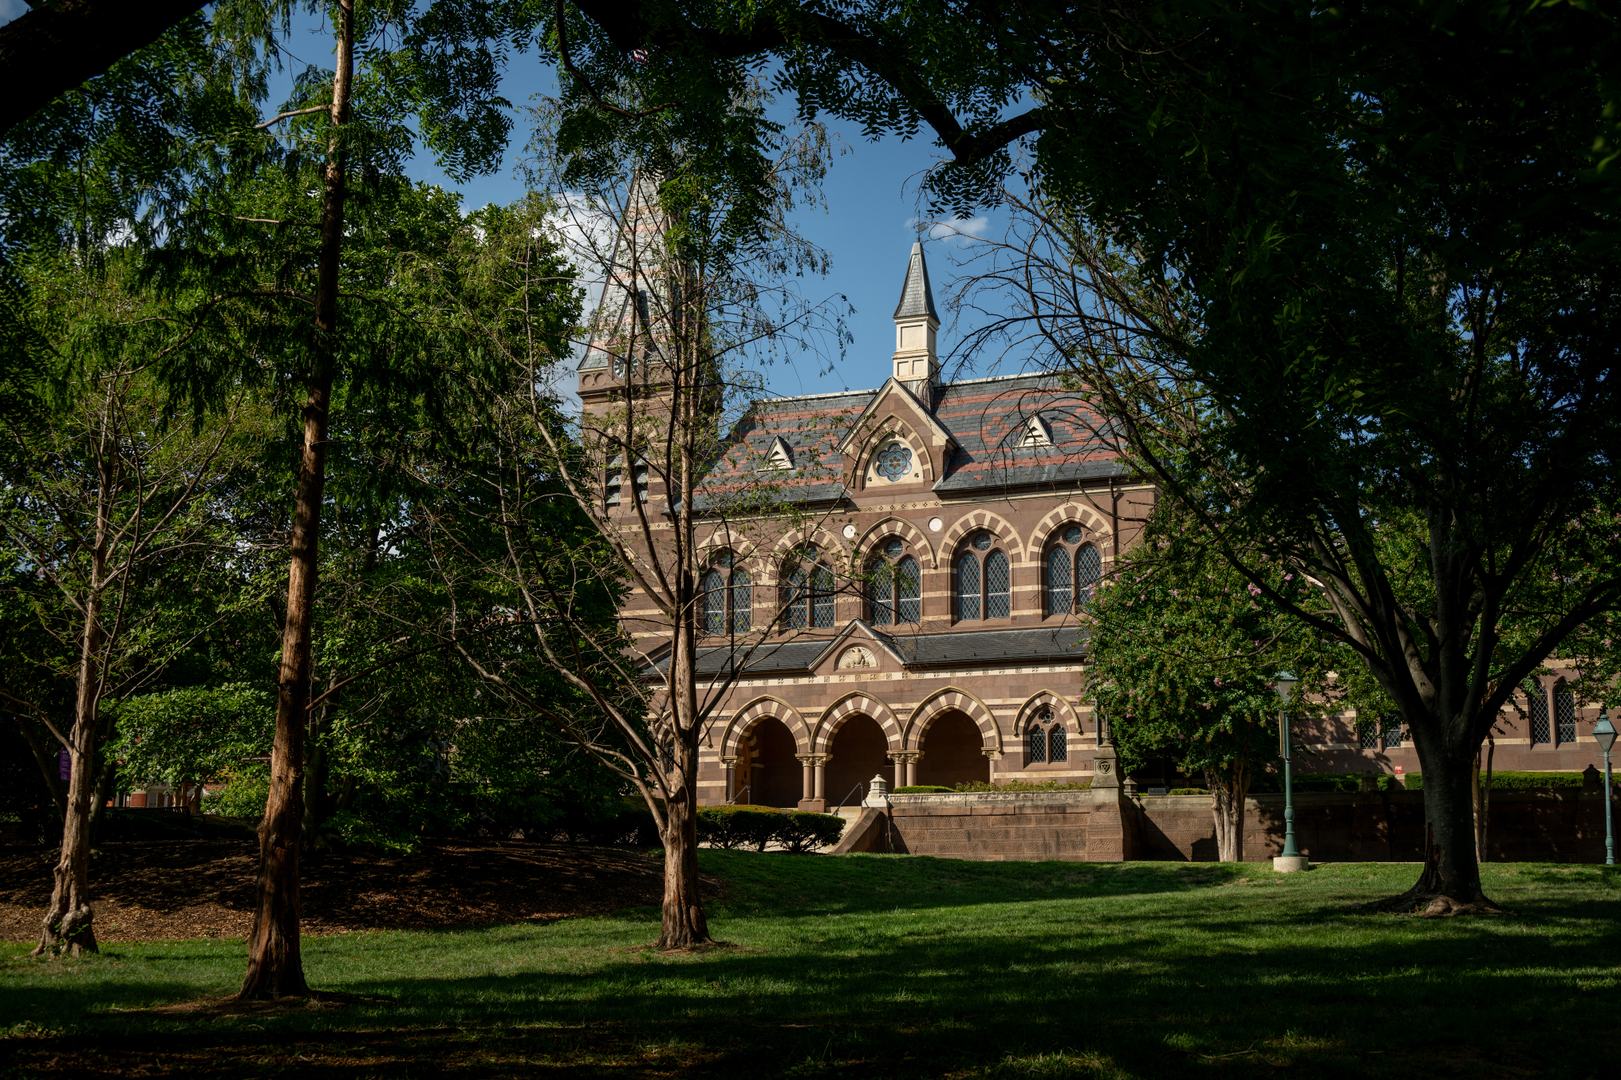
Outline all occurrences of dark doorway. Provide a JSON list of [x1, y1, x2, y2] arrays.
[[917, 711, 990, 788], [825, 715, 890, 808], [736, 717, 800, 807]]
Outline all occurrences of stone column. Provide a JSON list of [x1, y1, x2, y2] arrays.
[[813, 755, 827, 800], [982, 747, 1002, 783], [721, 757, 738, 803], [904, 753, 919, 788], [797, 755, 815, 803], [889, 753, 905, 789]]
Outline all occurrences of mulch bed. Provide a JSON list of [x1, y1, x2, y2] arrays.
[[0, 837, 673, 943]]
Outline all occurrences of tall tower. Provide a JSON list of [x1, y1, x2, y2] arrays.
[[892, 241, 940, 404], [577, 174, 667, 410], [575, 175, 673, 517]]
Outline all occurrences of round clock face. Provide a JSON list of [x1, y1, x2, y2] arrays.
[[610, 356, 626, 380]]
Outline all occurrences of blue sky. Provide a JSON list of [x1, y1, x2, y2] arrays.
[[0, 2, 1024, 396]]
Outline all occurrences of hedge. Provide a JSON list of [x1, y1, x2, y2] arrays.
[[1174, 771, 1608, 797], [893, 785, 955, 794], [697, 805, 845, 852]]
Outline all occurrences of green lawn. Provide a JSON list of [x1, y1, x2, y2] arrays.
[[3, 856, 1618, 1077]]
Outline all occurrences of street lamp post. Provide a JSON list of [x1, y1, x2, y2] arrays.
[[1273, 671, 1309, 873], [1593, 709, 1616, 867]]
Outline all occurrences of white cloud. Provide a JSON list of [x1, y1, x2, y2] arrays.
[[905, 214, 993, 247], [0, 1, 27, 28]]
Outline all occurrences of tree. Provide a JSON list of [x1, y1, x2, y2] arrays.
[[431, 90, 846, 944], [1, 251, 259, 955], [1090, 509, 1331, 862]]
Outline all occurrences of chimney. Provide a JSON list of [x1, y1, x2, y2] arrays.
[[892, 241, 940, 403]]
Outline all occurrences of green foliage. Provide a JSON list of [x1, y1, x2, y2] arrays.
[[107, 685, 274, 793], [952, 780, 1092, 793], [696, 806, 844, 852], [203, 769, 270, 819], [1089, 508, 1342, 794], [892, 785, 955, 794]]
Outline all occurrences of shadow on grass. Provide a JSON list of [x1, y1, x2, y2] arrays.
[[3, 857, 1618, 1078]]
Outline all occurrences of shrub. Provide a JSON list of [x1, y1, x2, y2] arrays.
[[893, 785, 954, 794], [697, 806, 782, 850], [777, 811, 846, 853], [696, 805, 844, 852], [953, 779, 1093, 793], [1167, 787, 1209, 796]]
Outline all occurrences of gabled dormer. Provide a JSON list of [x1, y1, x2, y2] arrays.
[[892, 241, 941, 404], [837, 378, 955, 491]]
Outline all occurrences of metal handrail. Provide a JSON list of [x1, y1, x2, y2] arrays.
[[726, 784, 751, 806], [834, 780, 867, 809]]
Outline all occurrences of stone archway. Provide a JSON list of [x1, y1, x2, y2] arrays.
[[825, 715, 890, 808], [916, 711, 990, 788], [735, 716, 801, 808]]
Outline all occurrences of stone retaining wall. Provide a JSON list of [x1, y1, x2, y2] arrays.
[[878, 788, 1617, 863], [887, 791, 1097, 861], [1132, 789, 1618, 863]]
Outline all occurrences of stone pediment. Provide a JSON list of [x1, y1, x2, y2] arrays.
[[810, 621, 908, 677]]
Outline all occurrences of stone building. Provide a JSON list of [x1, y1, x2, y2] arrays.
[[577, 234, 1610, 859], [580, 241, 1153, 813]]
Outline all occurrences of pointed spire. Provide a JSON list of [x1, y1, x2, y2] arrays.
[[892, 242, 941, 403], [893, 241, 939, 322]]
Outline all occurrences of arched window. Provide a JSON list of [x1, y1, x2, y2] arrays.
[[700, 551, 750, 636], [1024, 705, 1067, 765], [1526, 680, 1551, 745], [780, 547, 835, 630], [867, 538, 920, 626], [1554, 680, 1576, 744], [1044, 525, 1103, 616], [953, 530, 1010, 622]]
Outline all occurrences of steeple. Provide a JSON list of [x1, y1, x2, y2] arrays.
[[892, 241, 940, 403]]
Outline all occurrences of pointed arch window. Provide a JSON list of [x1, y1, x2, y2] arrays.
[[1044, 525, 1102, 616], [780, 547, 835, 630], [1554, 680, 1577, 744], [700, 551, 751, 636], [867, 538, 920, 626], [953, 530, 1010, 621], [1526, 680, 1551, 745], [1024, 705, 1067, 765]]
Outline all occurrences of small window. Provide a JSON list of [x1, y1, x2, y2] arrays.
[[1025, 705, 1068, 766], [953, 530, 1010, 622], [700, 551, 750, 636], [1357, 718, 1379, 750], [605, 461, 650, 509], [1045, 526, 1102, 616], [780, 548, 835, 630], [1527, 681, 1551, 745], [1381, 718, 1403, 750], [1554, 680, 1576, 744], [867, 540, 919, 626]]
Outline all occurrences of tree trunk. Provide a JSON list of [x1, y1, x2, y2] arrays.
[[1400, 740, 1497, 914], [239, 0, 352, 1001], [36, 588, 104, 957], [1206, 764, 1248, 863], [656, 734, 710, 950]]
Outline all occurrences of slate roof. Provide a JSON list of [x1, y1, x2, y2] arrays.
[[686, 624, 1087, 676], [693, 371, 1125, 510], [893, 241, 939, 321]]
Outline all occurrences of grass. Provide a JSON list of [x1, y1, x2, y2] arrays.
[[3, 856, 1619, 1077]]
